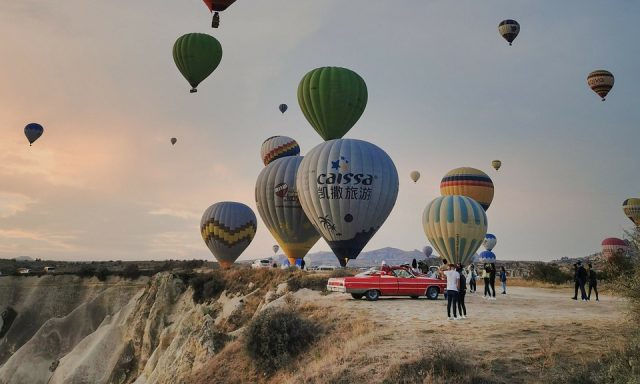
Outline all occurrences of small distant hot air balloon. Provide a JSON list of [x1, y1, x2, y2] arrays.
[[260, 136, 300, 166], [279, 104, 288, 114], [24, 123, 44, 146], [491, 160, 502, 171], [200, 202, 257, 269], [423, 195, 488, 265], [498, 19, 520, 46], [203, 0, 237, 28], [409, 171, 421, 183], [298, 67, 367, 141], [601, 238, 628, 261], [479, 250, 497, 264], [483, 234, 497, 251], [622, 198, 640, 226], [587, 70, 614, 101], [272, 244, 279, 255], [173, 33, 223, 93], [440, 167, 494, 211], [170, 137, 177, 146], [423, 246, 433, 258]]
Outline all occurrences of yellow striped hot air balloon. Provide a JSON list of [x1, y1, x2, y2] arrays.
[[440, 167, 494, 211], [200, 202, 257, 268], [623, 198, 640, 226], [423, 195, 488, 265]]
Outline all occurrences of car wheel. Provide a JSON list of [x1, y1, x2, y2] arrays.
[[426, 286, 439, 300], [351, 293, 363, 300], [410, 296, 419, 299], [365, 290, 380, 301]]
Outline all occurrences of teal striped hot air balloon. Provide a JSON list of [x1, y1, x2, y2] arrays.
[[422, 195, 488, 265]]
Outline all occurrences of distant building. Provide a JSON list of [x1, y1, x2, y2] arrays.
[[17, 268, 30, 274]]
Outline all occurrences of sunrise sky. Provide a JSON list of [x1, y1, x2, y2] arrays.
[[1, 1, 639, 262]]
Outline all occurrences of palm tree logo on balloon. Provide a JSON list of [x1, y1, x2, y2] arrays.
[[319, 215, 342, 237]]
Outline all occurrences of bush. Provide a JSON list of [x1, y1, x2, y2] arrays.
[[190, 273, 226, 304], [244, 307, 316, 375], [287, 273, 327, 292], [329, 269, 355, 278], [77, 266, 96, 278], [121, 264, 141, 280], [95, 268, 111, 282], [528, 263, 572, 285]]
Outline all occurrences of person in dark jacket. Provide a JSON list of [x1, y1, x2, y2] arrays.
[[576, 261, 588, 301], [571, 263, 579, 300], [482, 264, 491, 298], [456, 264, 467, 318], [587, 263, 598, 301], [499, 266, 507, 294], [489, 263, 497, 299]]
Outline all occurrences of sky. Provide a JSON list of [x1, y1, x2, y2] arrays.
[[0, 1, 639, 262]]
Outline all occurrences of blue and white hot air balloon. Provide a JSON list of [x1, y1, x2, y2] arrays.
[[483, 234, 497, 251], [296, 139, 399, 266], [479, 250, 496, 264]]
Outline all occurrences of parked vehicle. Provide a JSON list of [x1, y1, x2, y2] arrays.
[[251, 258, 276, 269], [327, 265, 446, 301]]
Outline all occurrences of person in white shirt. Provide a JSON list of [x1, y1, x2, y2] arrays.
[[444, 263, 461, 320]]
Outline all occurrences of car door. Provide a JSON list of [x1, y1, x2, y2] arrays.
[[393, 269, 422, 295], [378, 271, 399, 295]]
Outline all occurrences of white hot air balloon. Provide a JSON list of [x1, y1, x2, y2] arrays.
[[483, 234, 497, 251], [296, 139, 399, 266], [410, 171, 420, 183], [256, 156, 320, 266]]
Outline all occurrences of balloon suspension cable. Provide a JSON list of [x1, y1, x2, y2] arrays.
[[509, 42, 512, 46], [602, 98, 606, 102], [190, 88, 197, 93], [29, 143, 32, 147], [212, 12, 220, 28]]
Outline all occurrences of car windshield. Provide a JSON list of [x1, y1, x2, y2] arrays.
[[392, 269, 413, 278], [356, 267, 380, 277]]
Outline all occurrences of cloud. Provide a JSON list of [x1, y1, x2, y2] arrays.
[[0, 192, 34, 218], [148, 208, 200, 221], [0, 228, 81, 253]]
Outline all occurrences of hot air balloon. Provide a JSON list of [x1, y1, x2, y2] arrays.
[[483, 234, 497, 251], [440, 167, 494, 211], [297, 139, 399, 266], [478, 250, 496, 264], [170, 137, 177, 146], [410, 171, 420, 183], [279, 104, 288, 114], [260, 136, 300, 166], [173, 33, 223, 93], [498, 19, 520, 46], [272, 244, 279, 255], [298, 67, 368, 141], [491, 160, 502, 171], [622, 198, 640, 226], [256, 156, 321, 266], [587, 70, 614, 101], [203, 0, 236, 28], [24, 123, 44, 146], [423, 195, 488, 265], [601, 238, 628, 261], [200, 202, 257, 269], [423, 245, 433, 258]]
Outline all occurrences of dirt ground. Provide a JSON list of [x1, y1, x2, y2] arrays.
[[297, 285, 627, 383]]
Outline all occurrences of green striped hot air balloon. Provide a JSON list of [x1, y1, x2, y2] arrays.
[[173, 33, 223, 93], [297, 67, 368, 141], [422, 195, 488, 265]]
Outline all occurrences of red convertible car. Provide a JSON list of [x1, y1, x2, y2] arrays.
[[327, 266, 447, 301]]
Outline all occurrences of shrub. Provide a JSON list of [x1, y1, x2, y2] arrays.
[[329, 269, 355, 278], [528, 263, 571, 285], [287, 273, 327, 292], [244, 307, 316, 375], [121, 264, 141, 280], [77, 266, 96, 278], [95, 268, 111, 282], [190, 273, 226, 304]]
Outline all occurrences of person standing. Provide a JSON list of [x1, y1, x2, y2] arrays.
[[499, 266, 507, 294], [587, 263, 599, 301], [456, 264, 467, 318], [300, 259, 306, 270], [489, 263, 497, 299], [571, 263, 579, 300], [381, 260, 391, 275], [444, 263, 460, 320], [467, 264, 477, 293], [577, 261, 588, 301], [410, 258, 421, 275], [482, 264, 491, 298]]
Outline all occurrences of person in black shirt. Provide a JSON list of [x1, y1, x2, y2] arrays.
[[587, 263, 598, 301], [571, 263, 579, 300], [577, 261, 588, 301], [457, 264, 467, 318], [489, 263, 497, 298]]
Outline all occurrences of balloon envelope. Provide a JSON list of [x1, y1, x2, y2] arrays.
[[423, 195, 488, 265], [200, 202, 257, 268], [601, 238, 628, 260], [587, 70, 614, 101], [279, 104, 288, 114], [171, 137, 177, 145], [491, 160, 502, 171], [440, 167, 494, 211], [498, 19, 520, 45], [173, 33, 223, 93], [623, 198, 640, 226], [297, 67, 367, 140], [256, 156, 320, 266], [423, 246, 433, 258], [478, 250, 496, 264], [297, 139, 399, 266], [483, 233, 497, 251], [410, 171, 420, 183], [24, 123, 44, 146], [203, 0, 236, 12], [260, 136, 300, 166]]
